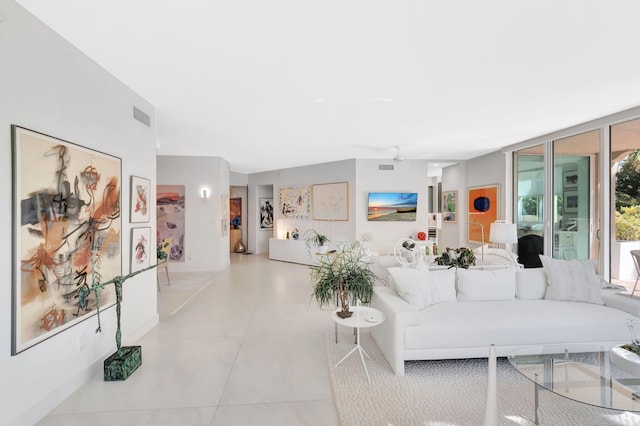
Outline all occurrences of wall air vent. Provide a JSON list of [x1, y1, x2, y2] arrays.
[[133, 106, 151, 127], [378, 164, 395, 171]]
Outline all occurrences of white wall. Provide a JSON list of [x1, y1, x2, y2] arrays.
[[156, 155, 230, 272], [440, 162, 466, 249], [248, 160, 357, 254], [355, 159, 431, 254], [439, 151, 507, 249], [0, 2, 158, 425]]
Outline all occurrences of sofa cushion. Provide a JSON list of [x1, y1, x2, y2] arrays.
[[516, 268, 547, 299], [429, 268, 457, 303], [404, 299, 631, 351], [387, 267, 456, 309], [540, 255, 603, 305], [388, 267, 428, 309], [457, 267, 516, 302]]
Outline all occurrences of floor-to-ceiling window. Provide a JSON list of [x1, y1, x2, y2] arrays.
[[552, 130, 600, 268], [610, 118, 640, 288], [514, 145, 545, 267]]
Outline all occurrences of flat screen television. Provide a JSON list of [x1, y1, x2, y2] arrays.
[[367, 192, 418, 221]]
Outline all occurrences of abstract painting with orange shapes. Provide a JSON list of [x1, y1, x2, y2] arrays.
[[12, 126, 121, 354], [468, 185, 499, 244]]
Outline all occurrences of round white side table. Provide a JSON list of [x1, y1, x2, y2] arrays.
[[331, 306, 385, 382]]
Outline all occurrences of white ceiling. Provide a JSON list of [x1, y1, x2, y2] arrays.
[[15, 1, 640, 173]]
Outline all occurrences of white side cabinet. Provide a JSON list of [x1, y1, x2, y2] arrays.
[[268, 238, 314, 265]]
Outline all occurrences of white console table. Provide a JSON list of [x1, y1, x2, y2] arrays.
[[268, 238, 315, 265]]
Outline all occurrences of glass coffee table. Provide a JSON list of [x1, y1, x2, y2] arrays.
[[508, 344, 640, 424]]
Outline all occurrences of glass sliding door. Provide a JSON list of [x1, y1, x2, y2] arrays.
[[610, 119, 640, 290], [514, 145, 545, 267], [552, 130, 600, 269]]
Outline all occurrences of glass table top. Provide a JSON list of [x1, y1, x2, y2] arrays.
[[508, 344, 640, 412]]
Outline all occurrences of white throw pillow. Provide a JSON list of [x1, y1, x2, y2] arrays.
[[457, 267, 516, 302], [516, 268, 547, 299], [540, 255, 603, 305], [387, 267, 427, 309], [428, 268, 457, 303]]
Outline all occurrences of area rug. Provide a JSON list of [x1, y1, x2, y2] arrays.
[[157, 271, 216, 315], [326, 331, 640, 426]]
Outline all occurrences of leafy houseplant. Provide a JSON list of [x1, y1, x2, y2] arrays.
[[304, 229, 330, 254], [310, 245, 377, 318], [434, 247, 476, 269]]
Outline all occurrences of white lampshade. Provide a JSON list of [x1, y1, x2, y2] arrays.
[[489, 222, 517, 244]]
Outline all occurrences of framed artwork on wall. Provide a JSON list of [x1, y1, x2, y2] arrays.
[[312, 182, 349, 221], [279, 185, 311, 219], [259, 198, 274, 230], [230, 197, 241, 229], [130, 175, 150, 223], [367, 192, 418, 221], [442, 191, 457, 223], [157, 185, 185, 261], [467, 184, 499, 243], [11, 125, 121, 354], [130, 227, 151, 273]]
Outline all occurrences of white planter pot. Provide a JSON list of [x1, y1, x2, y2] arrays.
[[318, 245, 328, 254], [610, 345, 640, 376]]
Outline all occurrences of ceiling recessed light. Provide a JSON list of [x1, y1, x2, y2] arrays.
[[368, 97, 392, 103], [313, 98, 327, 103]]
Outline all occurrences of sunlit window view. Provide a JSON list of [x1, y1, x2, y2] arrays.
[[611, 119, 640, 292]]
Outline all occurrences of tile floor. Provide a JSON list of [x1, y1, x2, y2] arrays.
[[38, 254, 340, 426]]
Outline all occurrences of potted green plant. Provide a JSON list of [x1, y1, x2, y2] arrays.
[[304, 229, 330, 254], [310, 245, 377, 318], [434, 247, 476, 269]]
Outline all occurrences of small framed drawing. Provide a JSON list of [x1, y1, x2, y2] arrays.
[[562, 170, 579, 189], [564, 190, 578, 213], [130, 175, 151, 223], [259, 198, 274, 230], [312, 182, 349, 221], [442, 191, 457, 223], [131, 227, 151, 273]]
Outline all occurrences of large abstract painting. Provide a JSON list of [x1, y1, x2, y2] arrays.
[[157, 185, 185, 261], [468, 185, 499, 243], [12, 125, 121, 354], [279, 185, 311, 219]]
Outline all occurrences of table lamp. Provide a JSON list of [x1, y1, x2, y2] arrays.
[[489, 221, 518, 266]]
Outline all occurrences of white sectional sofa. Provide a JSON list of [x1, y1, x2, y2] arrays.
[[370, 257, 640, 376]]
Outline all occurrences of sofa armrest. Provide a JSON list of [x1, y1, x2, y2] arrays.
[[370, 286, 422, 376], [602, 290, 640, 317]]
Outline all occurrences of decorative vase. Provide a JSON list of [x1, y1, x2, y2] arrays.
[[234, 241, 246, 253]]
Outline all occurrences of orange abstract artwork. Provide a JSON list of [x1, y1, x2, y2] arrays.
[[467, 185, 498, 243]]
